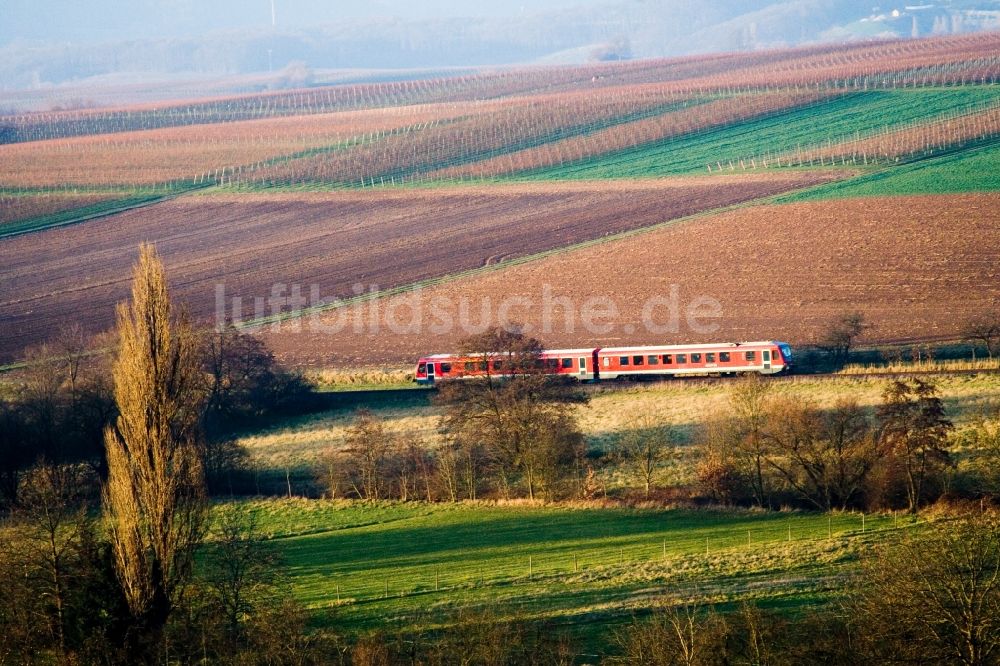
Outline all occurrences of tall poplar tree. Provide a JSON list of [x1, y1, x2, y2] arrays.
[[102, 243, 206, 654]]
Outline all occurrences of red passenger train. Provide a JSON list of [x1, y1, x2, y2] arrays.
[[414, 341, 792, 384]]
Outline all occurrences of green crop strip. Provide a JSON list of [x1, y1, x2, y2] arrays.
[[517, 87, 1000, 180], [779, 139, 1000, 200]]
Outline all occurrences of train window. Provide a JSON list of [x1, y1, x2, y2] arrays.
[[691, 353, 702, 363], [619, 356, 630, 366], [479, 362, 489, 371], [493, 360, 504, 370], [662, 354, 673, 364], [441, 363, 452, 373], [706, 353, 715, 363], [464, 362, 476, 372], [745, 351, 756, 361], [603, 357, 610, 367], [719, 352, 730, 362], [633, 355, 644, 366], [561, 358, 573, 369], [544, 359, 559, 369], [417, 363, 426, 374], [676, 354, 687, 364], [647, 355, 659, 365]]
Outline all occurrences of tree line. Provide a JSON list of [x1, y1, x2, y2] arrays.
[[0, 312, 311, 510], [697, 374, 967, 512]]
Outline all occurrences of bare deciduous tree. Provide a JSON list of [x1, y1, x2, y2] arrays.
[[721, 375, 773, 508], [962, 316, 1000, 360], [877, 378, 953, 512], [14, 464, 97, 659], [612, 599, 728, 666], [437, 326, 587, 501], [851, 511, 1000, 666], [764, 397, 882, 510], [343, 409, 393, 501], [102, 243, 207, 656], [617, 415, 675, 498], [53, 323, 88, 398], [202, 505, 281, 646], [819, 311, 871, 366]]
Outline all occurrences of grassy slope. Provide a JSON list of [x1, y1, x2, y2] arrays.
[[236, 499, 904, 637], [780, 140, 1000, 200], [517, 88, 1000, 180], [240, 374, 1000, 476], [230, 374, 999, 643]]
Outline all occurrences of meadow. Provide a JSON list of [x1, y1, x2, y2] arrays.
[[224, 368, 1000, 645], [228, 498, 905, 638], [238, 373, 1000, 490]]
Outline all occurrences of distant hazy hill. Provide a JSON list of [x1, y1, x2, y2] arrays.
[[2, 0, 998, 90]]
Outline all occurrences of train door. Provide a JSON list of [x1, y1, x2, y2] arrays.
[[578, 357, 587, 379], [762, 349, 771, 371], [427, 363, 436, 383]]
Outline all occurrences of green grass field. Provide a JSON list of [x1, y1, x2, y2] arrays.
[[781, 140, 1000, 200], [517, 88, 1000, 180], [231, 499, 907, 638]]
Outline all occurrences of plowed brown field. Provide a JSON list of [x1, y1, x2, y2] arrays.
[[259, 194, 1000, 367], [0, 174, 827, 362]]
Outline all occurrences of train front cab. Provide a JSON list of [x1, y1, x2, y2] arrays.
[[773, 342, 793, 374], [414, 360, 431, 384], [414, 355, 450, 384]]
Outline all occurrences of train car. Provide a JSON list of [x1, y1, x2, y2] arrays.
[[413, 341, 791, 384], [595, 341, 791, 379], [414, 348, 598, 385]]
